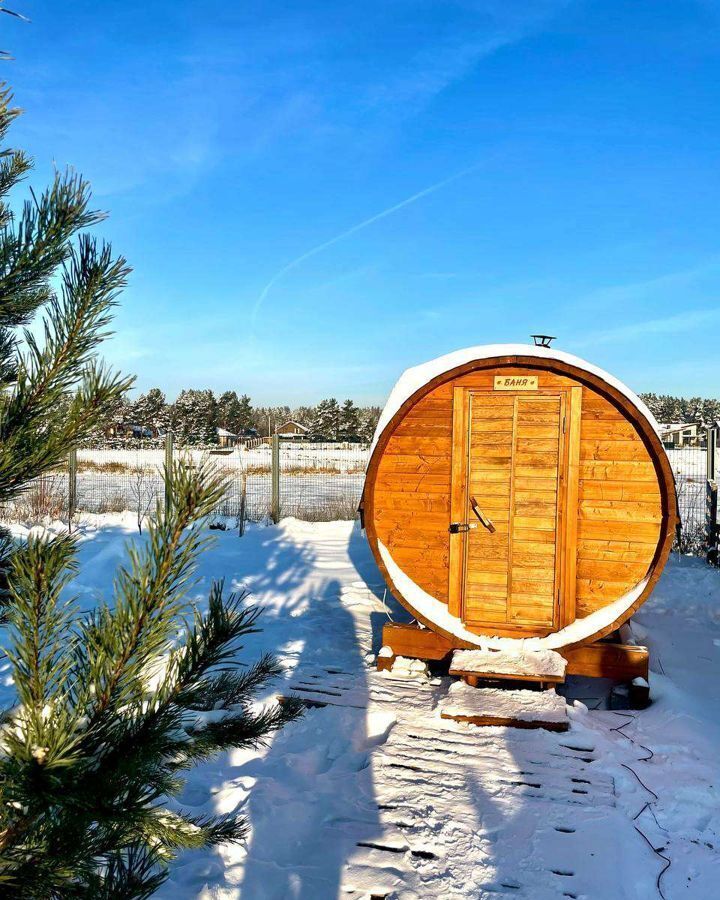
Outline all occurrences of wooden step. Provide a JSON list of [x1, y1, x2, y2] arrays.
[[449, 648, 567, 684], [439, 682, 569, 732]]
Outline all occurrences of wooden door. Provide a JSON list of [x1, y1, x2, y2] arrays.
[[449, 386, 581, 635]]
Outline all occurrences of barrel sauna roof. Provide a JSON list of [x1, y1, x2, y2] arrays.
[[366, 344, 673, 651], [372, 343, 660, 450]]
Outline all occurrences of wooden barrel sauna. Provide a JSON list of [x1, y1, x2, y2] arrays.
[[362, 344, 678, 654]]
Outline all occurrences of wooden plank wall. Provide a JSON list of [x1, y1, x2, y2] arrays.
[[371, 367, 662, 631]]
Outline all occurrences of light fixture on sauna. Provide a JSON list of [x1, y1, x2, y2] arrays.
[[531, 334, 556, 348]]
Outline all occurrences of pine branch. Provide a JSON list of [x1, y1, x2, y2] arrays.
[[5, 534, 77, 710], [82, 844, 168, 900], [1, 235, 130, 431], [167, 580, 266, 707], [0, 234, 133, 502], [0, 168, 104, 330], [80, 462, 228, 722], [180, 699, 304, 765]]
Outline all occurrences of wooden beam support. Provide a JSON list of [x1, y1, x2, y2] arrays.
[[561, 642, 649, 681], [380, 622, 649, 682], [381, 622, 458, 661]]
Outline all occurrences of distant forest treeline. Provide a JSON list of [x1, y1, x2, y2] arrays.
[[89, 389, 719, 447], [96, 388, 382, 445], [639, 393, 720, 425]]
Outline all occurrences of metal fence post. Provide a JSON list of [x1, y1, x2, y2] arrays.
[[164, 431, 174, 516], [708, 426, 719, 565], [271, 433, 280, 523], [238, 471, 247, 537], [707, 425, 717, 482], [68, 448, 77, 532]]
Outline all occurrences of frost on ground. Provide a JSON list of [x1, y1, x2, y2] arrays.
[[2, 515, 719, 898]]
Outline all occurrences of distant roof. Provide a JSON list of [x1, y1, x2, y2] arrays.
[[659, 422, 696, 432], [277, 421, 308, 431], [217, 427, 237, 438]]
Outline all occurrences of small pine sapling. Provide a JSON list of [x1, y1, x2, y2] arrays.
[[0, 461, 303, 898]]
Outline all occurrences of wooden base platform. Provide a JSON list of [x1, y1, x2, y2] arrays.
[[380, 622, 649, 683]]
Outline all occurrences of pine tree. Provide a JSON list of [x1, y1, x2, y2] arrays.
[[132, 387, 169, 435], [291, 405, 315, 428], [236, 393, 254, 431], [80, 391, 129, 445], [338, 399, 360, 441], [202, 389, 219, 443], [310, 398, 340, 440], [0, 462, 302, 896], [171, 390, 196, 443], [0, 84, 301, 894], [217, 390, 242, 433], [171, 389, 219, 445], [358, 406, 381, 443]]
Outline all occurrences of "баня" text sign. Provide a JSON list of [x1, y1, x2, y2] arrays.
[[493, 375, 539, 391]]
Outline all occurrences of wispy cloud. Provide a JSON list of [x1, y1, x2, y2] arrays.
[[572, 256, 720, 312], [574, 307, 720, 347], [251, 162, 482, 324], [366, 1, 572, 112]]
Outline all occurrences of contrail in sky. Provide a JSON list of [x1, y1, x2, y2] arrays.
[[251, 162, 481, 326]]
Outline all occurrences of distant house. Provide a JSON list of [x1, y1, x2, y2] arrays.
[[216, 427, 238, 448], [658, 422, 703, 449], [275, 421, 309, 440], [105, 422, 158, 440]]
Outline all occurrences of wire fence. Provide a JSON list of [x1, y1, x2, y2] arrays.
[[5, 428, 720, 563], [2, 438, 372, 529], [663, 426, 718, 559]]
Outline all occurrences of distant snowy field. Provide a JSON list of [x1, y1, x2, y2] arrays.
[[2, 514, 718, 898], [77, 443, 370, 471]]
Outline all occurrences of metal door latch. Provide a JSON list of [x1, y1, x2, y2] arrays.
[[449, 522, 478, 534]]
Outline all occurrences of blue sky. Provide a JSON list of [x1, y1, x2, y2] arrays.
[[6, 0, 720, 403]]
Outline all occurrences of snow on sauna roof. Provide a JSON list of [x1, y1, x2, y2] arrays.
[[372, 342, 660, 449]]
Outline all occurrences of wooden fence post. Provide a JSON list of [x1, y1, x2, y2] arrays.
[[68, 448, 77, 532], [271, 434, 280, 523], [164, 431, 174, 516]]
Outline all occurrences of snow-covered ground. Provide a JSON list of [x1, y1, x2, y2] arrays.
[[2, 515, 719, 898]]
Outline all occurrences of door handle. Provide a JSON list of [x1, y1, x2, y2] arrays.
[[470, 496, 496, 533]]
